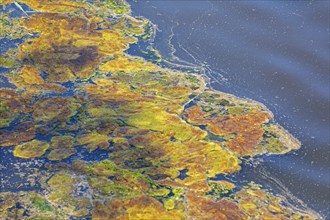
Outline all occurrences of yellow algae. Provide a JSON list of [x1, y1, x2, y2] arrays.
[[48, 173, 75, 193], [87, 107, 118, 117], [0, 54, 18, 68], [104, 0, 130, 15], [138, 85, 191, 100], [109, 128, 240, 191], [147, 188, 171, 197], [80, 117, 122, 135], [15, 65, 44, 85], [13, 140, 49, 158], [99, 55, 158, 72], [92, 195, 186, 220], [9, 65, 68, 94], [77, 132, 110, 151], [0, 13, 29, 40], [85, 78, 144, 102], [111, 16, 149, 37], [0, 0, 14, 4], [126, 102, 207, 141], [18, 0, 88, 14]]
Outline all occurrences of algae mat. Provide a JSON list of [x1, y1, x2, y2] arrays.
[[0, 0, 321, 219]]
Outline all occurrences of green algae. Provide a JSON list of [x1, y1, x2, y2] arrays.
[[0, 192, 64, 219], [0, 101, 16, 128], [0, 54, 17, 68], [30, 193, 54, 212], [88, 176, 141, 198], [207, 180, 236, 199], [0, 13, 29, 40], [105, 0, 130, 15], [147, 188, 171, 197], [13, 140, 49, 158]]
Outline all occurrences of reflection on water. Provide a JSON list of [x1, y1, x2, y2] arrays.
[[128, 0, 329, 217]]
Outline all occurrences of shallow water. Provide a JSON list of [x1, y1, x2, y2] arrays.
[[128, 0, 330, 217]]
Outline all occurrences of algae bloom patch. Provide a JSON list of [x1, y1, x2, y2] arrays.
[[0, 0, 321, 219], [14, 140, 49, 158]]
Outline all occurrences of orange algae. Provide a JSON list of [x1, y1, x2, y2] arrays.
[[0, 0, 319, 219], [185, 105, 271, 155], [185, 191, 246, 219]]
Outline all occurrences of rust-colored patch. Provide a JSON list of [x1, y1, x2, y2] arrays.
[[185, 105, 271, 155], [185, 191, 246, 220], [92, 195, 186, 220]]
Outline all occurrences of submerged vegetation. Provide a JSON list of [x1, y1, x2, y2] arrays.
[[0, 0, 319, 219]]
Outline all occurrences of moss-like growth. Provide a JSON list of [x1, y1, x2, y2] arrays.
[[47, 173, 91, 217], [208, 180, 236, 199], [88, 176, 140, 198], [0, 101, 16, 128], [47, 148, 77, 160], [50, 135, 75, 149], [0, 13, 29, 40], [105, 0, 130, 15], [147, 188, 171, 197], [0, 55, 17, 68], [13, 140, 49, 158], [77, 132, 110, 151], [32, 97, 77, 122], [30, 193, 53, 212]]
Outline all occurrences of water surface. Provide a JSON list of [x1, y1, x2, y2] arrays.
[[128, 0, 330, 217]]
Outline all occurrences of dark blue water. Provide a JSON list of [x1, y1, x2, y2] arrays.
[[128, 0, 329, 217]]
